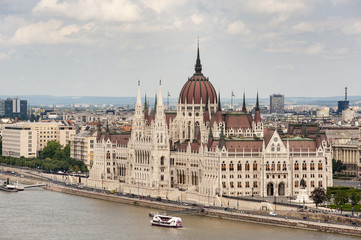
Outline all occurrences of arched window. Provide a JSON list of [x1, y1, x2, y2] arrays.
[[229, 161, 234, 171], [221, 161, 226, 171], [310, 161, 315, 170], [282, 161, 287, 171], [253, 161, 258, 171], [106, 151, 110, 160], [245, 161, 250, 171], [160, 156, 164, 165], [277, 161, 281, 171], [237, 161, 242, 171], [271, 161, 275, 171], [318, 161, 323, 170], [302, 161, 307, 170], [295, 181, 299, 188], [294, 161, 299, 171], [266, 161, 270, 171]]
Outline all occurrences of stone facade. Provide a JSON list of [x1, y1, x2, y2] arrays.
[[87, 48, 333, 203]]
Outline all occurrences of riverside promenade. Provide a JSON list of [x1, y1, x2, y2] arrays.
[[1, 165, 361, 237]]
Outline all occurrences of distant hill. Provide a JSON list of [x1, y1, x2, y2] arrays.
[[1, 95, 361, 107]]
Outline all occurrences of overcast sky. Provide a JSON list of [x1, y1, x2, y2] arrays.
[[0, 0, 360, 100]]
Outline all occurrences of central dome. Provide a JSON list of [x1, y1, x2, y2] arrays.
[[179, 46, 217, 105]]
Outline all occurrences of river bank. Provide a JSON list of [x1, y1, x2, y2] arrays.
[[1, 167, 361, 238]]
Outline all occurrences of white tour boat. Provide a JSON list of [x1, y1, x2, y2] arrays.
[[150, 214, 183, 228]]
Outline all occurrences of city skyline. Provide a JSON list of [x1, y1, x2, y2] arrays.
[[0, 0, 360, 98]]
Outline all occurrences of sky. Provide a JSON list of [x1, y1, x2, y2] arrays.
[[0, 0, 360, 100]]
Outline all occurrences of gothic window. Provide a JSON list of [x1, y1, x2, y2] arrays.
[[160, 175, 164, 181], [266, 161, 270, 171], [237, 161, 242, 171], [194, 121, 200, 139], [302, 161, 307, 170], [221, 162, 226, 171], [311, 181, 315, 187], [160, 156, 164, 165], [295, 181, 299, 188], [253, 161, 257, 171], [318, 161, 323, 170], [245, 161, 250, 171], [310, 161, 315, 170], [294, 161, 299, 171], [282, 161, 287, 171], [222, 182, 226, 188], [237, 181, 242, 188], [230, 182, 234, 188], [245, 181, 250, 188], [318, 181, 323, 188], [229, 161, 234, 171], [106, 151, 110, 160], [253, 181, 258, 188], [277, 161, 281, 171], [271, 161, 275, 171]]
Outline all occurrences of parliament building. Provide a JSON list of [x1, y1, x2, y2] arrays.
[[88, 47, 333, 204]]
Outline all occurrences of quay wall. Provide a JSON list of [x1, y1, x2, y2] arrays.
[[44, 184, 361, 238]]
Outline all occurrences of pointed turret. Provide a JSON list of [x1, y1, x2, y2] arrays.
[[216, 92, 222, 123], [203, 100, 210, 123], [96, 118, 102, 141], [104, 119, 111, 141], [254, 92, 262, 123], [144, 94, 148, 120], [242, 91, 247, 113], [136, 80, 142, 107], [157, 80, 164, 107], [218, 126, 226, 149], [207, 126, 214, 150], [195, 40, 202, 74]]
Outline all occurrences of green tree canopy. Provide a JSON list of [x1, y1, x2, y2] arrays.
[[350, 190, 361, 206], [40, 141, 62, 159], [332, 159, 346, 174], [334, 190, 349, 207], [310, 187, 326, 208]]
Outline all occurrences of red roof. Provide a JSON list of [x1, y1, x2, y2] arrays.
[[179, 75, 217, 104]]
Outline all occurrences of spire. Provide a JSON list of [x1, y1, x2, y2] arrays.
[[254, 92, 262, 123], [157, 80, 164, 107], [144, 94, 148, 110], [106, 119, 109, 132], [255, 91, 260, 111], [136, 80, 142, 106], [242, 91, 247, 113], [209, 126, 213, 138], [152, 93, 157, 114], [218, 126, 226, 149], [217, 92, 221, 111], [195, 38, 202, 74]]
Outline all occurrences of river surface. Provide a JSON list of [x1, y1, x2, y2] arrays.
[[0, 188, 359, 240]]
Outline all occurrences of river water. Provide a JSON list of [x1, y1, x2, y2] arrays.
[[0, 189, 359, 240]]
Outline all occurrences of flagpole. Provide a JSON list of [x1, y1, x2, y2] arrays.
[[231, 91, 233, 110], [167, 91, 169, 110]]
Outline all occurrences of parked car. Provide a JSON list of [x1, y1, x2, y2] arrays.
[[269, 212, 277, 216]]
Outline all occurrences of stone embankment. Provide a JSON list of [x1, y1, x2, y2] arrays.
[[44, 184, 361, 237]]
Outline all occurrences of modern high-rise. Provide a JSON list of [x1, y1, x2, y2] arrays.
[[270, 94, 284, 114], [337, 87, 349, 114], [0, 100, 5, 116], [4, 98, 28, 119]]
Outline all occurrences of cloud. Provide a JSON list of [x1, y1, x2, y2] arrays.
[[306, 43, 324, 55], [292, 22, 315, 33], [33, 0, 142, 22], [141, 0, 187, 14], [226, 20, 250, 35], [190, 14, 204, 25], [9, 19, 95, 45], [245, 0, 309, 15], [342, 21, 361, 35]]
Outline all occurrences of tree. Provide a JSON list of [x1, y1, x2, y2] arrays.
[[40, 141, 62, 159], [334, 190, 349, 213], [310, 187, 326, 208], [332, 159, 346, 174], [325, 190, 332, 203], [350, 190, 360, 206]]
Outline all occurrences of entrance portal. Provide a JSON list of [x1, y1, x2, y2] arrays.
[[278, 182, 285, 196], [267, 183, 274, 196]]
